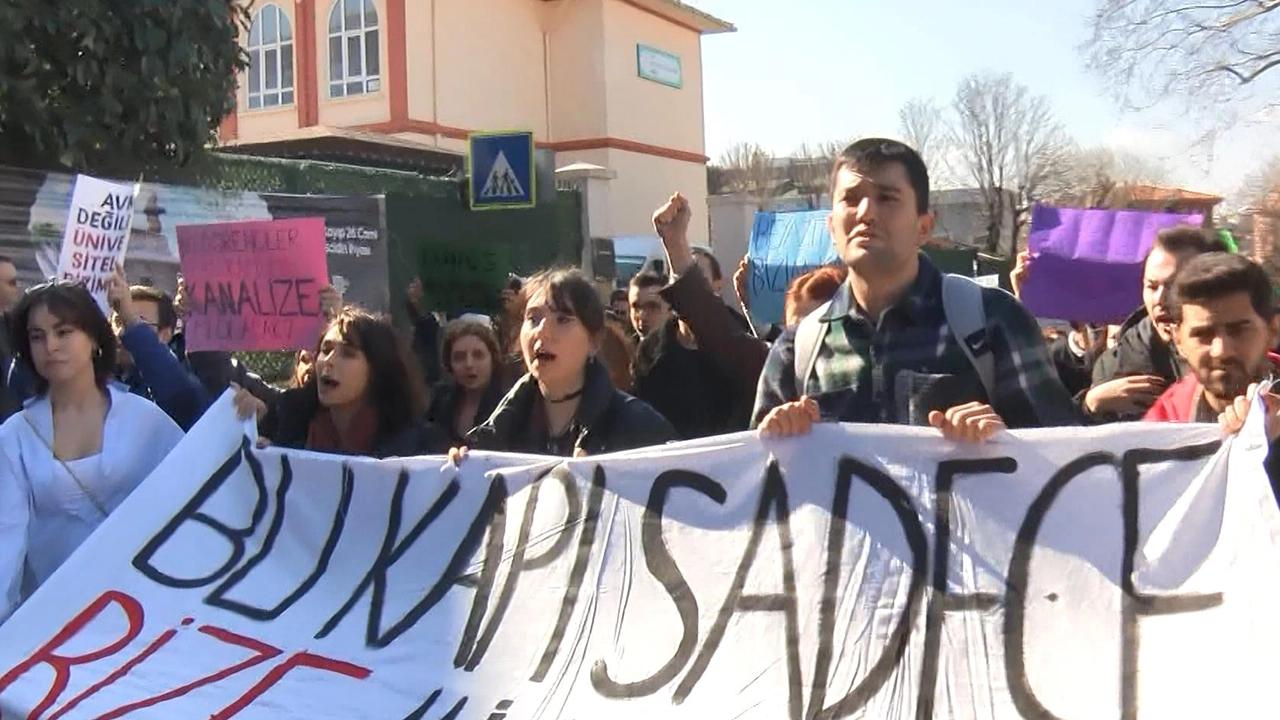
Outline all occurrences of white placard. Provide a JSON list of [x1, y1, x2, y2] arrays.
[[55, 175, 138, 312]]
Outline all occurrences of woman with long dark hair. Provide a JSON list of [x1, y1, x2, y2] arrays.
[[264, 307, 447, 457], [461, 268, 674, 457], [0, 281, 183, 619]]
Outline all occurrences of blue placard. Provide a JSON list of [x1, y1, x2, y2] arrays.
[[468, 131, 536, 210], [747, 210, 838, 325]]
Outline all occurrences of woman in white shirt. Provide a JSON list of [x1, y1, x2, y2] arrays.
[[0, 281, 183, 621]]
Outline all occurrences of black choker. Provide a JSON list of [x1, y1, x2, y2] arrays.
[[546, 387, 584, 403]]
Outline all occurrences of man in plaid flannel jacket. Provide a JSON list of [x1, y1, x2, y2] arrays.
[[752, 138, 1080, 441]]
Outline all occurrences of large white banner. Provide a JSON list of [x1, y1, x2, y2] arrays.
[[1, 395, 1278, 719]]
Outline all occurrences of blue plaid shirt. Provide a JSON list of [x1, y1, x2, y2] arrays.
[[751, 255, 1080, 428]]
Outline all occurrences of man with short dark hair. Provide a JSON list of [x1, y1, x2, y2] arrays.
[[1144, 253, 1280, 498], [629, 267, 735, 439], [121, 285, 178, 344], [689, 245, 756, 336], [754, 138, 1078, 439], [1145, 253, 1279, 424], [651, 193, 772, 433], [628, 271, 673, 338], [691, 248, 724, 295], [108, 269, 210, 430], [1085, 226, 1229, 420], [609, 288, 629, 318]]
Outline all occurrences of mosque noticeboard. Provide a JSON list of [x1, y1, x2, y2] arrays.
[[637, 44, 682, 88], [468, 131, 536, 210]]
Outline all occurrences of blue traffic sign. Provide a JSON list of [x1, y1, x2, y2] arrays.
[[468, 131, 536, 210]]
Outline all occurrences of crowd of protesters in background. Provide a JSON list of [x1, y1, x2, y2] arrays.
[[3, 137, 1280, 621]]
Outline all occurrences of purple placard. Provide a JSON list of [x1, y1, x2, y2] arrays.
[[1020, 205, 1203, 323]]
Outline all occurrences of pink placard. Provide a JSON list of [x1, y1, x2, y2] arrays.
[[178, 217, 330, 351]]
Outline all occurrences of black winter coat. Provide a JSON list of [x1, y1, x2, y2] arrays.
[[466, 358, 675, 456], [1048, 334, 1098, 398], [632, 317, 735, 440], [426, 379, 504, 446], [1088, 307, 1186, 421], [265, 386, 449, 458]]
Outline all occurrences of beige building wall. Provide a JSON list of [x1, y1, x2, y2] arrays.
[[432, 0, 549, 137], [316, 0, 390, 127], [404, 0, 435, 123], [601, 0, 706, 153], [237, 105, 302, 138], [594, 150, 709, 246], [708, 194, 758, 304], [546, 0, 608, 142]]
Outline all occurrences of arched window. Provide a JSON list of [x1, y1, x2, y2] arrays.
[[247, 4, 294, 109], [328, 0, 380, 98]]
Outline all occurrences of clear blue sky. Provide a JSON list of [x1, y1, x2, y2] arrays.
[[692, 0, 1277, 201]]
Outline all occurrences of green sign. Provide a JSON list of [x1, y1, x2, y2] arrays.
[[418, 240, 511, 313], [637, 44, 682, 89]]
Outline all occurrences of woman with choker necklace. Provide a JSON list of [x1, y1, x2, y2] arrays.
[[264, 307, 448, 458], [463, 269, 674, 457]]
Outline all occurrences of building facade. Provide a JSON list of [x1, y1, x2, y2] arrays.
[[222, 0, 733, 245]]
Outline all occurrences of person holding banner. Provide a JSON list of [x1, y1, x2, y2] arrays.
[[752, 138, 1078, 439], [1144, 253, 1280, 428], [262, 307, 449, 458], [1084, 227, 1229, 420], [460, 268, 675, 457], [0, 281, 184, 620]]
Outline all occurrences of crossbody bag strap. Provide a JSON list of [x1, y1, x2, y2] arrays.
[[21, 411, 109, 518]]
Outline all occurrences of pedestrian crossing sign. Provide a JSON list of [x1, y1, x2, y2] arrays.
[[468, 131, 536, 210]]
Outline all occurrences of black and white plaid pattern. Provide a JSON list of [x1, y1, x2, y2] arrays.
[[752, 256, 1081, 428]]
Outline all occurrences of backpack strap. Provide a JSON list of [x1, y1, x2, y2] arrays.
[[792, 300, 833, 397], [941, 274, 996, 401], [793, 277, 996, 402]]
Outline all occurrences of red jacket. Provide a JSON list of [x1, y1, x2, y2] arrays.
[[1144, 352, 1280, 422]]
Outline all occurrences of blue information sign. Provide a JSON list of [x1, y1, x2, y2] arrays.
[[468, 131, 536, 210]]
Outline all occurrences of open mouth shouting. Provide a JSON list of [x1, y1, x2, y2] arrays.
[[531, 345, 558, 366]]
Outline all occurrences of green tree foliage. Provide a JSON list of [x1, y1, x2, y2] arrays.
[[0, 0, 250, 173]]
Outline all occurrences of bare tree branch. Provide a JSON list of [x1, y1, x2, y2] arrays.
[[950, 73, 1073, 254], [1217, 53, 1280, 82], [716, 142, 775, 207], [898, 98, 952, 187], [1239, 152, 1280, 206], [1040, 145, 1171, 208], [1085, 0, 1280, 118]]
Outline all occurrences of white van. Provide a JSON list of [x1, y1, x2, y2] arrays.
[[611, 235, 666, 286]]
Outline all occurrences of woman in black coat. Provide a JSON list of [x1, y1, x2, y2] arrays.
[[462, 269, 674, 457], [264, 307, 448, 458], [427, 319, 506, 446]]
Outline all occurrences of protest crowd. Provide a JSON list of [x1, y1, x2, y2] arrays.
[[0, 136, 1277, 670]]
